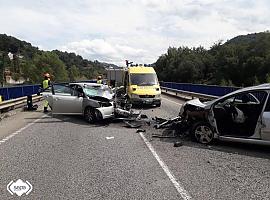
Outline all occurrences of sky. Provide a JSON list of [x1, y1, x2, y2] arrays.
[[0, 0, 269, 66]]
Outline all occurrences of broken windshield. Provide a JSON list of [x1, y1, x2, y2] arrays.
[[130, 73, 158, 86], [83, 86, 113, 99]]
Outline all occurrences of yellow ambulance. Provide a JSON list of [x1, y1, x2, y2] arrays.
[[123, 66, 161, 106]]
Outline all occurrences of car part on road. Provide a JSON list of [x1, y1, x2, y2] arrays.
[[153, 116, 182, 129], [123, 121, 142, 128], [136, 129, 146, 133], [173, 141, 183, 147]]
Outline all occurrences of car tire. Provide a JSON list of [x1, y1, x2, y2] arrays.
[[156, 102, 161, 107], [84, 107, 96, 123], [191, 121, 214, 144]]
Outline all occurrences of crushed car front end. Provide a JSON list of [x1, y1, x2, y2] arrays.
[[178, 98, 217, 144]]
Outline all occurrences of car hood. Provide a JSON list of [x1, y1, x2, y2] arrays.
[[87, 95, 113, 102], [185, 98, 215, 109]]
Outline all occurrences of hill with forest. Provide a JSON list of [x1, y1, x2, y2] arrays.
[[0, 34, 109, 84], [155, 31, 270, 87]]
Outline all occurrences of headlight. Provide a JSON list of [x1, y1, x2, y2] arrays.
[[99, 101, 112, 107]]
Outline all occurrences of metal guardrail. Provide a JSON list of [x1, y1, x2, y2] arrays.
[[0, 95, 43, 113], [159, 82, 240, 97], [161, 86, 218, 100]]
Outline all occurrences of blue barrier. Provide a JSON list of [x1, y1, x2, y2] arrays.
[[0, 85, 40, 101], [0, 80, 97, 101], [159, 82, 240, 97]]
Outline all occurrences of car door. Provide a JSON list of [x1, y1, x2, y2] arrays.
[[212, 90, 267, 138], [261, 92, 270, 140], [51, 84, 83, 115]]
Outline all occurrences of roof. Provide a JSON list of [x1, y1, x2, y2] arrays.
[[71, 82, 101, 86], [203, 83, 270, 109], [128, 66, 156, 74], [70, 82, 110, 88], [231, 83, 270, 94]]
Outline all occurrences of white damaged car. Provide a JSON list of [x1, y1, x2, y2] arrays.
[[179, 84, 270, 145]]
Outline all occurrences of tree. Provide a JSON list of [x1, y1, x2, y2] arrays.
[[32, 52, 68, 82], [69, 65, 80, 81]]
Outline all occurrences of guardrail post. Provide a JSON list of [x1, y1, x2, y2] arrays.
[[6, 88, 10, 100], [22, 86, 24, 97]]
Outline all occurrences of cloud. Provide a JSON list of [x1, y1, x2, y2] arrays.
[[0, 0, 269, 65], [60, 39, 148, 65]]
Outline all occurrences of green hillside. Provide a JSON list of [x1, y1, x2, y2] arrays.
[[155, 31, 270, 87], [0, 34, 107, 85]]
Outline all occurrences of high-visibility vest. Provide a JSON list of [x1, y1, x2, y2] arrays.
[[97, 80, 102, 84], [42, 79, 50, 89]]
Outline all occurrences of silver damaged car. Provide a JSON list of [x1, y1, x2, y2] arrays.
[[43, 83, 114, 123], [179, 84, 270, 145]]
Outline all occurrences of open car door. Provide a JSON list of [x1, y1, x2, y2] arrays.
[[51, 84, 83, 115], [261, 93, 270, 141], [212, 90, 268, 138]]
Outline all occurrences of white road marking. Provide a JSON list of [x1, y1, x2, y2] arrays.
[[0, 115, 46, 145], [162, 97, 183, 106], [139, 132, 192, 200], [106, 136, 114, 140]]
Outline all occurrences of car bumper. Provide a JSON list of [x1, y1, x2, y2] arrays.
[[96, 106, 114, 119], [130, 98, 161, 105]]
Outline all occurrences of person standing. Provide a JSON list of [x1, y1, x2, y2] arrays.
[[97, 75, 103, 84], [42, 73, 51, 113]]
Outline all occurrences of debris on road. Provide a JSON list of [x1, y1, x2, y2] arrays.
[[173, 141, 183, 147], [153, 116, 182, 129], [124, 121, 142, 128], [136, 129, 146, 133]]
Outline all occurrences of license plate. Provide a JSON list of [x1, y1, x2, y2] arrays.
[[144, 100, 152, 104]]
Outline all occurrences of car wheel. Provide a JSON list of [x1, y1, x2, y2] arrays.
[[191, 122, 214, 144], [156, 102, 161, 107], [84, 107, 96, 123]]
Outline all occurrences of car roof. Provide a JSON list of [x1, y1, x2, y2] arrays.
[[206, 83, 270, 105], [70, 82, 111, 89], [70, 82, 102, 87], [226, 83, 270, 96]]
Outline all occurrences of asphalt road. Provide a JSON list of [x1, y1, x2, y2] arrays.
[[0, 94, 270, 199]]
